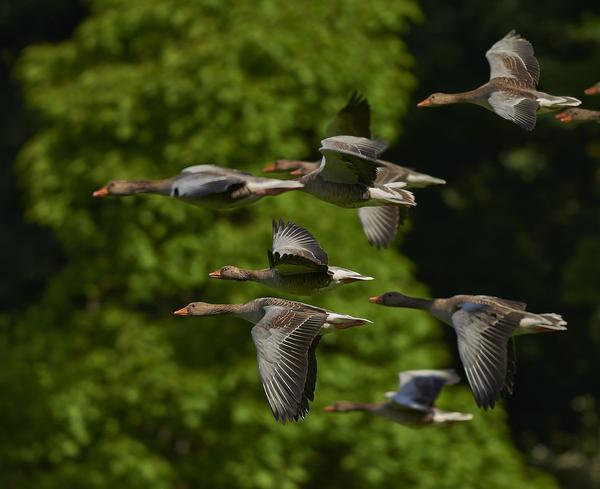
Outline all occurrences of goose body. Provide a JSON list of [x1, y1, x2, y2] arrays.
[[369, 292, 567, 409], [174, 297, 370, 423], [417, 30, 581, 130], [93, 164, 303, 209], [556, 108, 600, 124], [210, 220, 373, 296], [324, 369, 472, 426]]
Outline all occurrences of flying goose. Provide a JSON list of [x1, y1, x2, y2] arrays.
[[555, 108, 600, 124], [93, 164, 303, 209], [174, 297, 371, 423], [324, 369, 473, 426], [368, 292, 567, 409], [209, 219, 373, 296], [417, 30, 581, 130], [296, 135, 417, 248], [264, 93, 445, 247]]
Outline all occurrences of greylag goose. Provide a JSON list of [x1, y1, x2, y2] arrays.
[[297, 135, 417, 248], [93, 164, 303, 209], [417, 30, 581, 130], [264, 93, 444, 247], [324, 369, 473, 426], [368, 292, 567, 409], [585, 82, 600, 95], [209, 220, 373, 296], [174, 297, 371, 423], [555, 108, 600, 124]]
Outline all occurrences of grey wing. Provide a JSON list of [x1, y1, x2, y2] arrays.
[[501, 337, 517, 397], [488, 92, 538, 131], [251, 307, 326, 423], [358, 207, 400, 248], [452, 304, 521, 409], [171, 171, 246, 198], [268, 220, 328, 272], [391, 369, 461, 411], [298, 335, 321, 415], [324, 92, 371, 138], [318, 135, 387, 185], [485, 30, 539, 87]]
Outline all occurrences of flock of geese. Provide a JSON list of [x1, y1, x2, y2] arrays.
[[92, 31, 586, 426]]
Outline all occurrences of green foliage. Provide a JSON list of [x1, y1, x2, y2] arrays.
[[2, 0, 559, 487]]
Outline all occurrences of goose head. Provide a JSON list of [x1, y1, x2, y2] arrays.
[[208, 266, 251, 281], [417, 93, 456, 107], [93, 180, 140, 197], [174, 302, 224, 316]]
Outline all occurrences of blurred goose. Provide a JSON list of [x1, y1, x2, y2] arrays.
[[210, 220, 373, 296], [418, 30, 581, 130], [324, 369, 473, 426], [555, 108, 600, 124], [585, 82, 600, 95], [174, 297, 370, 423], [264, 93, 444, 247], [93, 164, 303, 209], [368, 292, 567, 409]]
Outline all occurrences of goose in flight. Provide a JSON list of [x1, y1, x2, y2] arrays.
[[174, 297, 370, 423], [369, 292, 567, 409], [417, 30, 581, 130], [324, 369, 473, 426], [209, 220, 373, 296]]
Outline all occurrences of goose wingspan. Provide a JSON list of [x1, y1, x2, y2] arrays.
[[325, 92, 371, 138], [251, 307, 326, 423], [486, 30, 540, 88], [268, 220, 329, 274], [171, 172, 246, 198], [388, 369, 460, 412], [452, 304, 521, 409], [318, 135, 387, 186]]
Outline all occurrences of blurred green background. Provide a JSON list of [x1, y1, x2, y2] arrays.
[[1, 0, 599, 487]]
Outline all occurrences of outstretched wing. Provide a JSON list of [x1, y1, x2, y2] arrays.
[[268, 220, 329, 273], [388, 369, 461, 412], [171, 171, 246, 198], [452, 303, 520, 409], [325, 92, 371, 138], [488, 92, 538, 131], [318, 135, 387, 186], [485, 30, 539, 88], [358, 206, 400, 248], [251, 306, 326, 423]]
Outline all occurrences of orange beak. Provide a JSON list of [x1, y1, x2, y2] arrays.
[[208, 270, 222, 279], [417, 98, 432, 108], [368, 295, 383, 304], [584, 86, 599, 95], [173, 307, 189, 316], [323, 405, 336, 413], [555, 113, 573, 123], [262, 163, 277, 173], [92, 187, 109, 197]]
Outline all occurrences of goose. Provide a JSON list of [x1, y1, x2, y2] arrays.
[[297, 135, 417, 248], [209, 219, 373, 296], [585, 82, 600, 95], [417, 30, 581, 130], [324, 369, 473, 426], [92, 164, 303, 209], [264, 93, 445, 247], [555, 108, 600, 124], [173, 297, 371, 423], [368, 292, 567, 409]]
